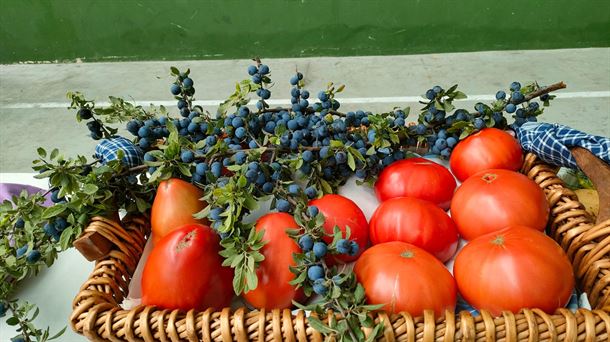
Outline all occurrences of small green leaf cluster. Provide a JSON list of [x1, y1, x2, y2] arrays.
[[219, 224, 265, 295], [1, 299, 66, 342]]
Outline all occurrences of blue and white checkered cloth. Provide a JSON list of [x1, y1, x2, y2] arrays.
[[515, 122, 610, 169], [94, 136, 143, 168]]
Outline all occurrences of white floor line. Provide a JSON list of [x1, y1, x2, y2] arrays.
[[1, 91, 609, 109]]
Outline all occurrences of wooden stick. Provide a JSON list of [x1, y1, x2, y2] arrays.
[[571, 147, 610, 223]]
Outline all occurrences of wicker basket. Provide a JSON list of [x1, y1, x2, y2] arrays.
[[70, 153, 610, 341]]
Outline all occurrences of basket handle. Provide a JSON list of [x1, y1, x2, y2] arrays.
[[73, 214, 149, 261], [571, 147, 610, 223]]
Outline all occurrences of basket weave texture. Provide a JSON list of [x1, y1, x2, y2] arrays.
[[70, 153, 610, 341]]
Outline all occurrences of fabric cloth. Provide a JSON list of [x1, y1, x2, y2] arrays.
[[515, 122, 610, 169], [0, 183, 53, 206], [94, 136, 143, 168]]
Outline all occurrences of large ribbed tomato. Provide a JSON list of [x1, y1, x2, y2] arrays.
[[453, 226, 574, 316], [449, 128, 523, 182], [450, 169, 549, 240], [150, 178, 208, 245], [354, 241, 457, 316], [375, 158, 456, 210], [141, 224, 233, 310], [309, 194, 369, 264], [369, 197, 458, 262], [243, 213, 304, 309]]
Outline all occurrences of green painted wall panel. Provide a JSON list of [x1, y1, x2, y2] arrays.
[[1, 0, 609, 64]]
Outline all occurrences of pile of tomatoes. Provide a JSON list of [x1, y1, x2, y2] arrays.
[[140, 128, 575, 317]]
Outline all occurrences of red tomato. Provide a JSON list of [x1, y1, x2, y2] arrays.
[[453, 226, 574, 316], [354, 241, 457, 316], [450, 169, 549, 240], [141, 224, 233, 310], [243, 213, 304, 309], [449, 128, 523, 182], [369, 197, 458, 262], [309, 194, 369, 263], [151, 178, 208, 245], [375, 158, 456, 210]]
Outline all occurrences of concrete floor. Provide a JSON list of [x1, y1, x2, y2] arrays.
[[1, 48, 609, 173]]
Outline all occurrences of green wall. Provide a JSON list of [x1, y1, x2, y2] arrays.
[[1, 0, 609, 64]]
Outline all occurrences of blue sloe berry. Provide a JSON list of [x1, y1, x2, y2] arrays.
[[305, 186, 317, 199], [211, 161, 222, 177], [299, 235, 314, 251], [182, 77, 193, 88], [258, 64, 270, 75], [313, 242, 328, 259], [276, 199, 290, 212], [180, 150, 195, 163], [307, 265, 324, 281], [313, 280, 328, 295], [26, 250, 41, 263]]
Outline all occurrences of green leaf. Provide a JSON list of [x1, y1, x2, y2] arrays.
[[243, 195, 259, 211], [434, 99, 443, 110], [319, 179, 333, 194], [459, 128, 473, 140], [308, 316, 337, 334], [365, 323, 384, 342], [31, 307, 40, 321], [37, 147, 47, 158], [366, 146, 376, 156], [330, 285, 341, 299], [34, 170, 54, 179], [246, 269, 258, 291], [453, 91, 467, 100], [252, 251, 265, 262], [81, 183, 98, 195], [237, 175, 247, 188], [230, 253, 244, 268], [41, 204, 67, 219], [354, 284, 365, 303], [59, 226, 74, 250], [135, 197, 150, 212], [6, 316, 20, 326], [178, 163, 192, 177], [347, 153, 356, 171], [443, 101, 455, 112], [50, 148, 59, 160], [226, 165, 242, 172], [360, 303, 385, 311], [49, 326, 67, 340], [289, 268, 308, 285], [170, 66, 179, 75], [233, 269, 244, 295], [330, 140, 344, 148]]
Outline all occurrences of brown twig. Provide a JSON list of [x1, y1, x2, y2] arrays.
[[522, 81, 566, 103]]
